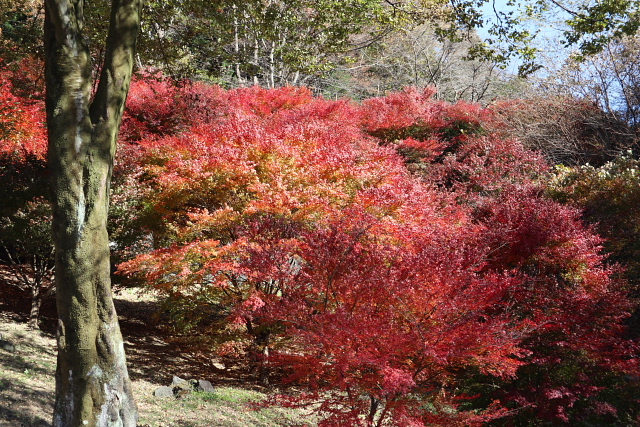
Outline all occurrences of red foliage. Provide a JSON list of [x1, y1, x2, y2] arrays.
[[226, 85, 315, 117], [115, 82, 638, 426], [255, 205, 530, 426], [0, 62, 52, 326], [121, 78, 314, 143], [0, 56, 45, 101], [1, 62, 631, 425], [0, 72, 46, 159], [360, 87, 494, 144], [121, 73, 228, 142]]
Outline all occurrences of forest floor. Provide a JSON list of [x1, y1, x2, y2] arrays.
[[0, 278, 315, 427]]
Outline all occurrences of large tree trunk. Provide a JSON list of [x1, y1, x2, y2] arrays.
[[44, 1, 142, 426]]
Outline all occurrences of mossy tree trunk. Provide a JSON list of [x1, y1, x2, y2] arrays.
[[44, 0, 142, 426]]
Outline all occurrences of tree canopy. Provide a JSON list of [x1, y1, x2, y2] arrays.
[[3, 0, 639, 85]]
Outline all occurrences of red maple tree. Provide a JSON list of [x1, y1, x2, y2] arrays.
[[116, 83, 638, 426]]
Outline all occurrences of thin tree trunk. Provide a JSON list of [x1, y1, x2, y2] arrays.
[[28, 283, 42, 328], [233, 4, 244, 86], [269, 40, 275, 89], [254, 37, 260, 86], [44, 0, 142, 426]]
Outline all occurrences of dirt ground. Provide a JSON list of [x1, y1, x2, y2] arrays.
[[0, 277, 276, 427]]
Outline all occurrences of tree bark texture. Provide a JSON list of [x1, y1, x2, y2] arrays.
[[44, 0, 142, 426]]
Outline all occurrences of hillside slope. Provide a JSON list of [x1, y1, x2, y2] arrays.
[[0, 285, 314, 427]]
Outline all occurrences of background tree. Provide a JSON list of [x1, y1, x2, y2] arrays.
[[537, 34, 640, 129], [0, 69, 53, 328], [319, 23, 526, 101], [358, 87, 639, 426], [0, 0, 43, 62], [44, 0, 141, 426], [549, 155, 640, 324], [133, 0, 454, 87], [487, 96, 635, 166]]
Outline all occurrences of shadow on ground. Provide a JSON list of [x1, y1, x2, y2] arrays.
[[0, 277, 248, 386], [114, 296, 247, 387], [0, 277, 263, 427], [0, 302, 55, 427], [0, 384, 53, 427]]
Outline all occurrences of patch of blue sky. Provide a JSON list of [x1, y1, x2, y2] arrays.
[[477, 0, 572, 75]]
